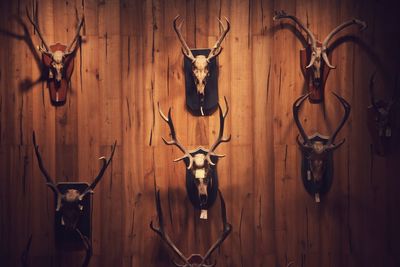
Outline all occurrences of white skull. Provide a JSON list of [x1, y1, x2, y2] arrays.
[[51, 51, 66, 82], [311, 47, 322, 81], [192, 55, 210, 95]]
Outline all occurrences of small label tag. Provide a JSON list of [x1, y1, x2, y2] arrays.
[[200, 209, 208, 220], [315, 193, 320, 203], [195, 169, 206, 179], [307, 170, 312, 181]]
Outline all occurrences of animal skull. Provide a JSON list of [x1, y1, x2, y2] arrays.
[[191, 56, 210, 95], [369, 73, 397, 138], [173, 15, 230, 96]]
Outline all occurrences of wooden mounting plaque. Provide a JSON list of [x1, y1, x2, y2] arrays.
[[42, 43, 75, 106]]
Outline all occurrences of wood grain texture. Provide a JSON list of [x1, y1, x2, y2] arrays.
[[0, 0, 400, 266]]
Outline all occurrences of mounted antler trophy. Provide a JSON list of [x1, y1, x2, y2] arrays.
[[26, 8, 84, 106], [159, 97, 231, 219], [150, 189, 232, 267], [367, 73, 399, 156], [274, 11, 366, 103], [173, 15, 230, 116], [32, 132, 116, 266], [293, 93, 351, 202]]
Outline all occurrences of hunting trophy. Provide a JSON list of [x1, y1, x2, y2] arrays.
[[293, 93, 351, 202], [33, 132, 116, 266], [27, 8, 84, 105], [159, 97, 231, 219], [150, 189, 232, 267], [173, 15, 230, 116], [274, 10, 366, 103], [367, 73, 399, 156]]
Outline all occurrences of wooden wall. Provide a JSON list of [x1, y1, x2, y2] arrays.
[[1, 0, 399, 266]]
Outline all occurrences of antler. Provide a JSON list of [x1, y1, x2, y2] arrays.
[[150, 189, 232, 267], [206, 97, 231, 165], [207, 17, 230, 61], [322, 18, 367, 68], [79, 141, 117, 200], [66, 15, 85, 53], [20, 235, 32, 267], [293, 94, 312, 147], [26, 7, 51, 53], [76, 228, 93, 267], [32, 131, 62, 211], [273, 10, 317, 68], [199, 190, 232, 266], [173, 15, 196, 61], [158, 103, 194, 169], [150, 189, 191, 266], [326, 92, 351, 148]]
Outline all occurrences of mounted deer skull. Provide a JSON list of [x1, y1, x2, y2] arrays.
[[26, 8, 84, 105], [32, 132, 116, 266], [274, 10, 366, 102], [33, 132, 116, 228], [173, 15, 230, 116], [159, 97, 231, 219], [293, 93, 351, 202], [150, 189, 232, 267], [367, 73, 399, 156]]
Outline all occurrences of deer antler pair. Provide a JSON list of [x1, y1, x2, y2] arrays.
[[26, 7, 84, 55], [158, 97, 231, 169], [293, 92, 351, 150], [273, 10, 366, 69], [173, 15, 230, 62], [32, 131, 116, 210], [150, 189, 232, 267]]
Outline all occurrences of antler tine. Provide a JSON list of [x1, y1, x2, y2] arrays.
[[32, 132, 59, 194], [327, 92, 351, 146], [32, 132, 62, 211], [207, 97, 231, 165], [322, 18, 367, 69], [207, 17, 230, 61], [293, 94, 311, 146], [79, 141, 117, 200], [66, 15, 85, 53], [273, 10, 317, 68], [150, 189, 191, 266], [158, 103, 194, 169], [21, 234, 32, 267], [26, 6, 50, 52], [200, 190, 232, 266], [173, 15, 196, 61]]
